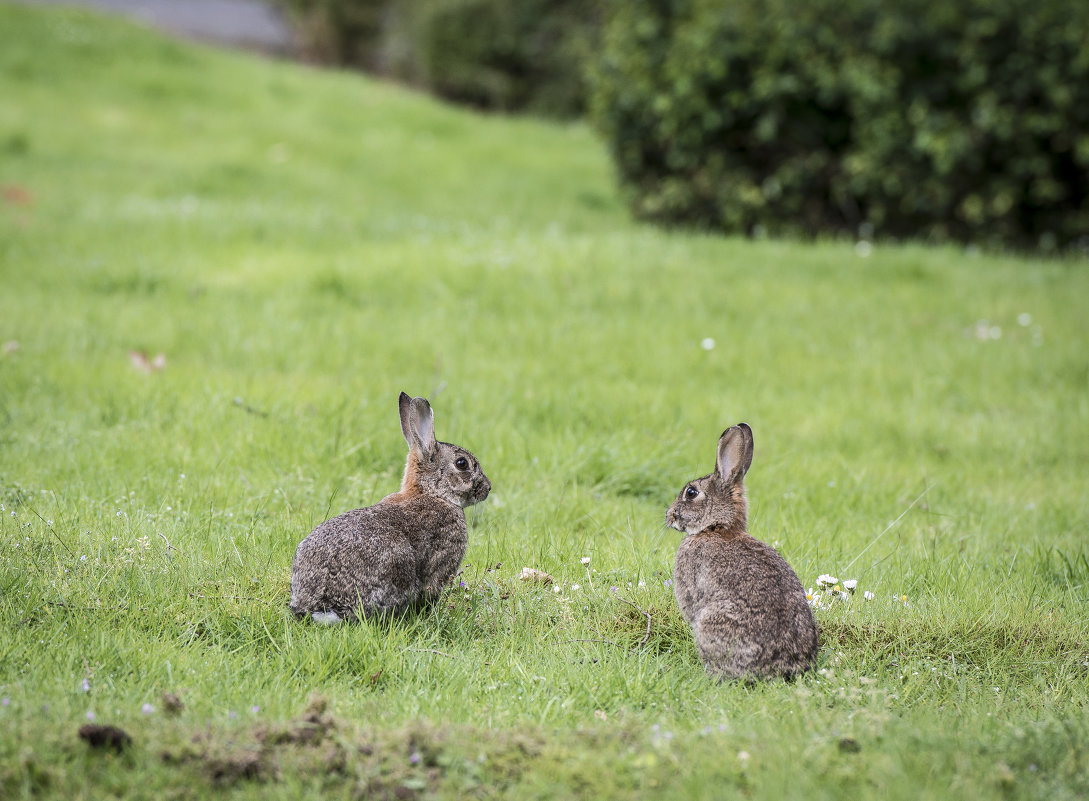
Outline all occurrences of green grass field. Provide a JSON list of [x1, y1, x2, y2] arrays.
[[2, 4, 1088, 799]]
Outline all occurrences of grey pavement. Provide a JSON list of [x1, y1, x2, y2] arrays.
[[8, 0, 293, 51]]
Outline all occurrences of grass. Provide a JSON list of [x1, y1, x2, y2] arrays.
[[2, 4, 1088, 799]]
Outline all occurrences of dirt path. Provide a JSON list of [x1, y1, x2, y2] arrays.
[[9, 0, 292, 52]]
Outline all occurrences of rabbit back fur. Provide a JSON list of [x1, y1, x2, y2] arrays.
[[673, 527, 818, 679], [290, 490, 466, 620]]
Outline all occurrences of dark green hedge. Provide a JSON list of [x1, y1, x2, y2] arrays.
[[589, 0, 1089, 249], [410, 0, 600, 117], [279, 0, 602, 118], [278, 0, 390, 70]]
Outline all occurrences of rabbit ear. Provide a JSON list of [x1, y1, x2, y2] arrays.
[[410, 397, 436, 459], [715, 423, 754, 485], [398, 392, 416, 448]]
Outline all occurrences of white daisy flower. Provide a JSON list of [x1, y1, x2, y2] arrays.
[[580, 556, 591, 565], [863, 590, 875, 601], [817, 574, 838, 586], [842, 579, 857, 592]]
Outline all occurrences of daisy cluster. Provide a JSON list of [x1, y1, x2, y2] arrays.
[[805, 574, 877, 608]]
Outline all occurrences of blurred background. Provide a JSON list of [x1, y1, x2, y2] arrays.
[[14, 0, 293, 52], [12, 0, 1089, 251]]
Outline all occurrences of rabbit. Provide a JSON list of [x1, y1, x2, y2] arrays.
[[290, 391, 491, 623], [667, 423, 818, 680]]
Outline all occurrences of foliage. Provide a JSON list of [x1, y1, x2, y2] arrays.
[[277, 0, 390, 70], [2, 5, 1089, 799], [278, 0, 603, 116], [409, 0, 601, 116], [589, 0, 1089, 249]]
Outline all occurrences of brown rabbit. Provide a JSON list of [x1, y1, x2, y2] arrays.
[[667, 423, 817, 679], [290, 392, 491, 623]]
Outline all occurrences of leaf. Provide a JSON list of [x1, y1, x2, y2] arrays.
[[129, 350, 166, 373], [519, 567, 553, 584]]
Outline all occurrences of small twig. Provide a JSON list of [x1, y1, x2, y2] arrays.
[[404, 648, 454, 659], [334, 440, 369, 462], [614, 595, 653, 649], [158, 532, 182, 555], [25, 504, 74, 556], [232, 397, 269, 418], [559, 637, 624, 649], [46, 600, 138, 612], [844, 484, 933, 571], [558, 595, 653, 652]]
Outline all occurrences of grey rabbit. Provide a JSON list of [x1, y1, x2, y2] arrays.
[[290, 392, 491, 623], [667, 423, 818, 680]]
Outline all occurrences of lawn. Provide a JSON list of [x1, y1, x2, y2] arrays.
[[1, 4, 1088, 799]]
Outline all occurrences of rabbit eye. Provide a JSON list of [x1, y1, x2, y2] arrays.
[[684, 486, 699, 500], [454, 456, 470, 471]]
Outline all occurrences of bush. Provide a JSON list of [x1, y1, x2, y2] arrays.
[[278, 0, 390, 70], [590, 0, 1089, 249], [410, 0, 601, 117], [279, 0, 603, 118]]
